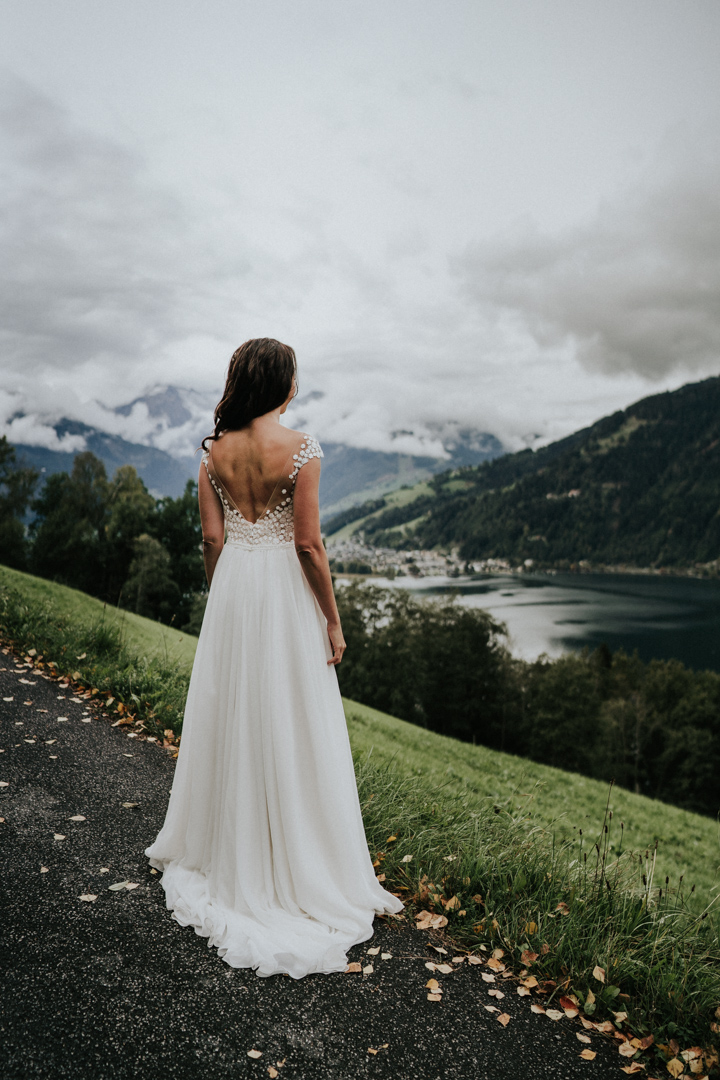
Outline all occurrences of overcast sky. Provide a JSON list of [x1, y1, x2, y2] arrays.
[[1, 0, 719, 457]]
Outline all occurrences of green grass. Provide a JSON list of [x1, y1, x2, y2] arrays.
[[2, 564, 719, 1057], [0, 565, 198, 667], [2, 563, 717, 917], [328, 480, 435, 542]]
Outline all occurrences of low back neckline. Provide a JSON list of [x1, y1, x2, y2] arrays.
[[204, 432, 320, 527]]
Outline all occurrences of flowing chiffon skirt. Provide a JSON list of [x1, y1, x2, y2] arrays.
[[145, 540, 404, 978]]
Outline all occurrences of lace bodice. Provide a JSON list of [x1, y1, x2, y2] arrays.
[[202, 434, 323, 548]]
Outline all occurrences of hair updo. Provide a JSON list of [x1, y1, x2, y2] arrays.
[[201, 338, 297, 451]]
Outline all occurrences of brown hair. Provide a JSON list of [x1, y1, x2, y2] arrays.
[[201, 338, 297, 451]]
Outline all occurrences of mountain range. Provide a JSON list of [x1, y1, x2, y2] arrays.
[[349, 374, 720, 569], [10, 386, 505, 516]]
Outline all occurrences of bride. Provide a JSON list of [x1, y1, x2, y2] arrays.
[[145, 338, 404, 978]]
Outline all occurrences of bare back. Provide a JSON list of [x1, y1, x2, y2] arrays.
[[207, 426, 308, 525]]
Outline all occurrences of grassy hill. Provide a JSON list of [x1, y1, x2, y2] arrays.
[[1, 563, 717, 919], [353, 375, 720, 570]]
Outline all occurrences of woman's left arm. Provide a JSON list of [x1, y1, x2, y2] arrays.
[[198, 460, 225, 588]]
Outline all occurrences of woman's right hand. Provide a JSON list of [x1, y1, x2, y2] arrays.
[[327, 622, 346, 666]]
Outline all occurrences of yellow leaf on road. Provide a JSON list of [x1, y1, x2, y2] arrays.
[[576, 1034, 592, 1044], [247, 1050, 262, 1059], [579, 1049, 597, 1060], [496, 1013, 511, 1027]]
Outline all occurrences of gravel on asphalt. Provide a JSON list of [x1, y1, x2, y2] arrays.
[[0, 642, 628, 1080]]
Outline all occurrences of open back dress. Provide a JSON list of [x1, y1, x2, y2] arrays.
[[144, 431, 404, 978]]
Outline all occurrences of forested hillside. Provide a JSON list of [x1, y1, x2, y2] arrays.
[[359, 375, 720, 569]]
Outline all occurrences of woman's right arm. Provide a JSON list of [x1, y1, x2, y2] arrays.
[[293, 457, 346, 666], [198, 460, 225, 588]]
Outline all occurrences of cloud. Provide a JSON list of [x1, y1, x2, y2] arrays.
[[455, 148, 720, 381]]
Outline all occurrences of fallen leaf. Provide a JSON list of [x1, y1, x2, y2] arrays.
[[541, 942, 551, 954], [517, 987, 530, 997], [581, 1018, 597, 1031], [247, 1049, 262, 1059], [435, 964, 454, 975], [76, 653, 87, 660], [57, 717, 68, 722], [0, 781, 9, 788], [619, 1042, 637, 1058], [496, 1013, 511, 1027], [362, 964, 373, 975], [69, 815, 86, 822], [521, 950, 539, 964], [467, 955, 482, 965], [530, 1004, 546, 1014], [40, 866, 49, 873], [481, 973, 495, 983], [452, 956, 465, 964], [376, 873, 386, 882], [487, 958, 505, 972], [546, 1009, 565, 1021], [79, 893, 98, 902], [577, 1033, 592, 1044], [444, 895, 461, 911], [367, 1048, 377, 1055], [555, 902, 570, 915], [579, 1049, 597, 1061], [345, 962, 362, 973], [613, 1011, 629, 1023], [522, 976, 539, 989], [121, 802, 138, 809], [401, 854, 413, 863], [488, 989, 505, 999], [427, 993, 442, 1002], [2, 696, 13, 702], [425, 978, 440, 991], [666, 1060, 684, 1078], [593, 965, 606, 983], [367, 946, 380, 955], [386, 835, 396, 842], [108, 880, 131, 891], [124, 882, 140, 891], [268, 1068, 278, 1078], [484, 1005, 499, 1013], [381, 952, 392, 960], [620, 1065, 646, 1075], [53, 833, 65, 840]]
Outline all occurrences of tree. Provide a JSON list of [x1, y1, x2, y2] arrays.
[[30, 452, 109, 594], [152, 479, 205, 626], [0, 436, 39, 570], [122, 534, 181, 623], [104, 465, 157, 601]]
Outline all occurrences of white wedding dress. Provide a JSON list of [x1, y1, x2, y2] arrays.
[[145, 432, 404, 978]]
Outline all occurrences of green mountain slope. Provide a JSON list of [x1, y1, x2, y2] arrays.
[[1, 563, 717, 915], [359, 375, 720, 569]]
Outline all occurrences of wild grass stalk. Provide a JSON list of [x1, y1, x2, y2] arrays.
[[2, 580, 718, 1050], [355, 752, 720, 1049], [0, 584, 189, 736]]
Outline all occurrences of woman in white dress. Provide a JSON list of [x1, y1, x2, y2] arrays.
[[145, 338, 404, 979]]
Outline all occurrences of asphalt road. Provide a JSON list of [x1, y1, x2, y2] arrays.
[[0, 642, 628, 1080]]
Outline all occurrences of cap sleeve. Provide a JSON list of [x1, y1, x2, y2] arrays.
[[289, 434, 323, 483]]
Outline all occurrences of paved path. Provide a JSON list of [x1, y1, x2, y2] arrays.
[[0, 644, 627, 1080]]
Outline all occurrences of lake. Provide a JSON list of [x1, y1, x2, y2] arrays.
[[366, 571, 720, 673]]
